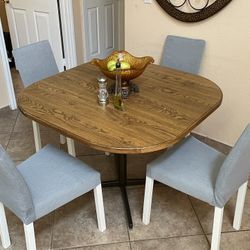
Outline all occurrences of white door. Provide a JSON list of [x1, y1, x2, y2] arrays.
[[84, 0, 119, 61], [4, 0, 64, 71]]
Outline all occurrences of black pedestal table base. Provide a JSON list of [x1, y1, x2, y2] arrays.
[[102, 154, 145, 229]]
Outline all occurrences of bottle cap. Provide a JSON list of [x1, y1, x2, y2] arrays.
[[97, 77, 107, 83]]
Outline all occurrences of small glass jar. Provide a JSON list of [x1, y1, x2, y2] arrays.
[[97, 77, 109, 106]]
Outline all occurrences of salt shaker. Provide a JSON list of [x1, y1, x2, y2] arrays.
[[97, 77, 109, 106]]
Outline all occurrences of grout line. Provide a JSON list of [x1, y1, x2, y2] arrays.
[[128, 232, 206, 244], [5, 109, 19, 150], [187, 195, 211, 247]]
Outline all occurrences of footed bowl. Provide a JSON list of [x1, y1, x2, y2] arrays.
[[91, 50, 154, 82]]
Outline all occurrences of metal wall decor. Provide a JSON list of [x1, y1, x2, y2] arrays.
[[155, 0, 232, 22]]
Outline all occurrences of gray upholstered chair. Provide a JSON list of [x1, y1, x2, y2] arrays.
[[143, 124, 250, 250], [13, 41, 76, 156], [0, 144, 106, 250], [161, 35, 206, 75]]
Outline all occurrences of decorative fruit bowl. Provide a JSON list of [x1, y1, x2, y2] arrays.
[[91, 50, 154, 82]]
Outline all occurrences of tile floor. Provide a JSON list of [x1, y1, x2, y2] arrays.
[[0, 70, 250, 249], [0, 106, 250, 250]]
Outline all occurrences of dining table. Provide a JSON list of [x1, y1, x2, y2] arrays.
[[17, 62, 223, 229]]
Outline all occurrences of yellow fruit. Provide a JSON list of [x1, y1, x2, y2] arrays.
[[121, 61, 131, 70], [108, 65, 116, 72], [107, 60, 116, 71]]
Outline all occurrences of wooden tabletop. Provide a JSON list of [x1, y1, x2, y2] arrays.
[[18, 63, 222, 154]]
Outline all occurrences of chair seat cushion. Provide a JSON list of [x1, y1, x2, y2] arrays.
[[17, 145, 100, 221], [147, 136, 226, 206]]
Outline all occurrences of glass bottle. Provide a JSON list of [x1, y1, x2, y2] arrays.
[[113, 59, 124, 110]]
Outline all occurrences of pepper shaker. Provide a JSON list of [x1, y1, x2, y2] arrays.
[[97, 77, 109, 106]]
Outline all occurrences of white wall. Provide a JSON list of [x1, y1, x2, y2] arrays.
[[125, 0, 250, 146]]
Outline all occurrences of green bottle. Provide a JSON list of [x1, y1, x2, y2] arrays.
[[114, 59, 124, 111]]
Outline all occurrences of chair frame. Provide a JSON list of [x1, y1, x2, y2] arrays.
[[0, 184, 106, 249], [143, 176, 248, 250]]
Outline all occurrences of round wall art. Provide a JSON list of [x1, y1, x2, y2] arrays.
[[155, 0, 232, 22]]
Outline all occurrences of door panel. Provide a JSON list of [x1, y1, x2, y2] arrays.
[[5, 0, 64, 71], [12, 9, 30, 47], [84, 0, 118, 61], [88, 7, 100, 55], [34, 12, 51, 41], [104, 3, 114, 50]]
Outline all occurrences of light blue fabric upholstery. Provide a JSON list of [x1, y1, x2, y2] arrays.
[[13, 40, 59, 87], [17, 145, 101, 223], [0, 145, 35, 224], [161, 35, 205, 74], [147, 124, 250, 208], [147, 137, 225, 205], [0, 145, 101, 225], [215, 124, 250, 207]]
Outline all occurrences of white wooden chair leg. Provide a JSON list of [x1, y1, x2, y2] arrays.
[[23, 223, 36, 250], [32, 121, 42, 152], [211, 207, 224, 250], [142, 176, 154, 225], [0, 203, 11, 248], [233, 181, 248, 230], [66, 137, 76, 157], [93, 184, 106, 232], [59, 135, 66, 144]]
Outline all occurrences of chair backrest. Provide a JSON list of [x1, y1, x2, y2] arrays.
[[215, 124, 250, 208], [0, 145, 35, 224], [13, 40, 59, 87], [161, 35, 206, 75]]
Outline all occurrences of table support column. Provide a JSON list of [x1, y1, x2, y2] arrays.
[[115, 154, 133, 229]]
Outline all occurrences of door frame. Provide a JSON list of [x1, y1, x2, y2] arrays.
[[0, 18, 16, 110], [59, 0, 77, 69]]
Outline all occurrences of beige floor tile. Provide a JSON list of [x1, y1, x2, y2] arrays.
[[0, 208, 53, 250], [7, 129, 61, 161], [207, 231, 250, 250], [131, 235, 209, 250], [0, 133, 11, 149], [52, 188, 129, 249], [13, 112, 33, 132], [78, 155, 117, 182], [7, 131, 36, 161], [14, 112, 52, 132], [67, 242, 131, 250], [0, 107, 18, 133], [128, 186, 203, 241], [190, 190, 250, 234]]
